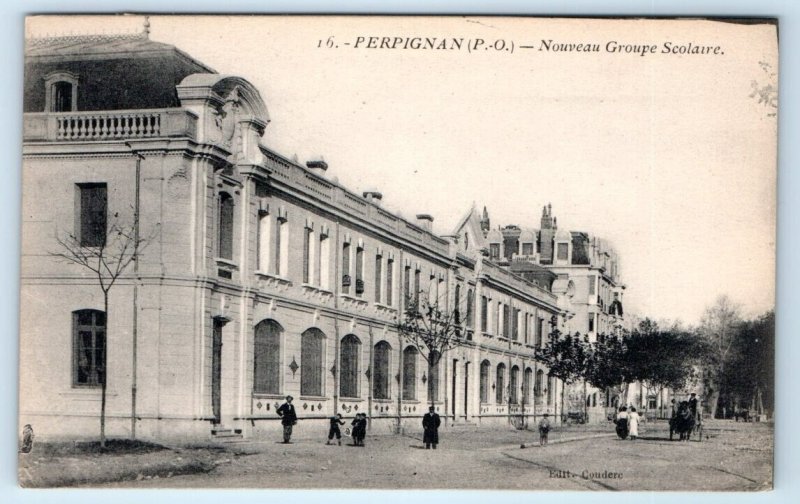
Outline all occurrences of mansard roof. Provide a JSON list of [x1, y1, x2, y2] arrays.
[[24, 33, 215, 112]]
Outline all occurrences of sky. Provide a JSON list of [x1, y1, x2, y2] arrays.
[[25, 15, 778, 326]]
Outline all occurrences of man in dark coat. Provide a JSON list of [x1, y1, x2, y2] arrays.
[[688, 393, 699, 421], [277, 395, 297, 443], [422, 406, 441, 449]]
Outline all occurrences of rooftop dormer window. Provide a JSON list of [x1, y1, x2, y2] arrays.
[[45, 72, 78, 112]]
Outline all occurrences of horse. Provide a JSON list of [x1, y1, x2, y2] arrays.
[[669, 401, 696, 441]]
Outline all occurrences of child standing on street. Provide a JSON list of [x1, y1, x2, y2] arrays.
[[538, 413, 551, 446], [327, 413, 345, 445]]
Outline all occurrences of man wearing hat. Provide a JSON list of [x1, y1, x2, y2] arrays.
[[277, 395, 298, 443], [422, 405, 441, 449]]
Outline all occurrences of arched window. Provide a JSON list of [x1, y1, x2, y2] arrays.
[[496, 363, 506, 404], [547, 374, 555, 406], [339, 334, 361, 398], [509, 365, 520, 404], [373, 341, 392, 400], [72, 309, 106, 387], [300, 328, 325, 396], [45, 72, 78, 112], [480, 360, 491, 403], [523, 367, 533, 405], [253, 319, 282, 394], [402, 346, 418, 400], [428, 351, 440, 403], [218, 192, 234, 260], [535, 369, 544, 398]]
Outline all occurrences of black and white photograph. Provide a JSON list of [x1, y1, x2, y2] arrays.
[[18, 14, 777, 491]]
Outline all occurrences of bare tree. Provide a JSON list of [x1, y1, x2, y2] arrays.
[[396, 292, 468, 408], [50, 212, 154, 448], [699, 295, 743, 418]]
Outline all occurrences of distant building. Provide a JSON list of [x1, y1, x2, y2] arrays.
[[481, 204, 626, 422]]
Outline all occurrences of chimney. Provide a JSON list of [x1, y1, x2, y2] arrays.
[[306, 159, 328, 177], [416, 213, 434, 232], [539, 204, 556, 264], [362, 190, 383, 205]]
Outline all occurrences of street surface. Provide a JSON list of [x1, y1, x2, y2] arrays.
[[99, 419, 772, 491]]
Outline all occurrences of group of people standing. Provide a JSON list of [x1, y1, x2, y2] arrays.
[[277, 396, 441, 449]]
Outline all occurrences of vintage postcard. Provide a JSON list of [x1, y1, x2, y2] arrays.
[[19, 15, 776, 490]]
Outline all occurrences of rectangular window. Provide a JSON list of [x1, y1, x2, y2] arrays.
[[375, 254, 383, 303], [512, 308, 520, 341], [522, 243, 533, 255], [489, 243, 500, 259], [414, 269, 420, 306], [386, 259, 394, 306], [503, 305, 510, 338], [355, 246, 364, 296], [319, 234, 330, 289], [302, 228, 311, 284], [342, 243, 351, 294], [277, 218, 289, 276], [257, 212, 271, 272], [404, 266, 411, 308], [588, 314, 595, 333], [589, 275, 596, 295], [557, 243, 569, 261], [76, 183, 107, 247], [480, 296, 488, 332], [536, 317, 544, 346], [72, 310, 106, 387], [495, 302, 501, 335]]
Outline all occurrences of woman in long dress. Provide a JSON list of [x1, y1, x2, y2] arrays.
[[628, 407, 640, 440]]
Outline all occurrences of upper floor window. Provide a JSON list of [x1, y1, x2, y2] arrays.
[[557, 243, 569, 261], [355, 246, 365, 296], [522, 242, 534, 255], [342, 242, 351, 294], [76, 183, 107, 247], [218, 192, 234, 260], [45, 72, 78, 112], [489, 243, 500, 260]]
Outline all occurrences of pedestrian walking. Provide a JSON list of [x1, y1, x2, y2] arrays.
[[422, 406, 441, 449], [628, 407, 639, 440], [351, 413, 367, 446], [538, 414, 551, 446], [276, 395, 297, 443], [688, 393, 699, 421], [327, 413, 345, 445], [615, 406, 629, 439]]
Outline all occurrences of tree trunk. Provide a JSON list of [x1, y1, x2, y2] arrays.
[[560, 380, 565, 425], [100, 291, 108, 448]]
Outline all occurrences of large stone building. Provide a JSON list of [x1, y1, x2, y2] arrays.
[[20, 31, 574, 442]]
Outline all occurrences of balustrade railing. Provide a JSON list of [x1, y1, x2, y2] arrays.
[[23, 108, 197, 142]]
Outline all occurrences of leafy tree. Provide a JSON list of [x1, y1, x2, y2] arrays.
[[535, 324, 591, 421]]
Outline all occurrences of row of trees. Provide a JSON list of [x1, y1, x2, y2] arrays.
[[534, 319, 710, 417]]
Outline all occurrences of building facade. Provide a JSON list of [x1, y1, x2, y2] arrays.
[[20, 32, 568, 442]]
